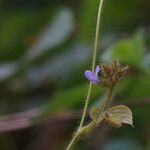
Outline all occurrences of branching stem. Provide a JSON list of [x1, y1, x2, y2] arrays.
[[65, 0, 104, 149]]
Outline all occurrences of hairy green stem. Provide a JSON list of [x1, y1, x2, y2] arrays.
[[66, 132, 79, 150], [66, 122, 95, 150], [65, 0, 105, 150]]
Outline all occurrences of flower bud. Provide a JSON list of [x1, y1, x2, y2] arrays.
[[100, 61, 129, 87]]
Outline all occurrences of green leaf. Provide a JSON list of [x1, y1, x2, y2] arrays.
[[101, 30, 146, 69], [112, 30, 145, 68]]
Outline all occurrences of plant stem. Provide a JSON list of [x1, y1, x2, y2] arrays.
[[92, 0, 104, 72], [66, 132, 79, 150], [79, 81, 92, 129], [65, 0, 105, 149], [79, 0, 104, 130], [66, 122, 95, 150], [101, 86, 114, 111]]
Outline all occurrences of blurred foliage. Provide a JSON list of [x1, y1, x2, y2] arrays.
[[102, 138, 144, 150], [101, 30, 146, 68], [0, 0, 150, 150], [42, 83, 104, 116]]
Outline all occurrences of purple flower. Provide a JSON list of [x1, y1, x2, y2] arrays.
[[84, 65, 101, 84]]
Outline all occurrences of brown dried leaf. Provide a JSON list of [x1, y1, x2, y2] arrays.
[[105, 105, 133, 127], [90, 107, 104, 125]]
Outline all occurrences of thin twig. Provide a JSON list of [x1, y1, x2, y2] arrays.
[[65, 0, 105, 149], [79, 0, 104, 130]]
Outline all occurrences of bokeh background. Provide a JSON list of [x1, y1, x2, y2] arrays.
[[0, 0, 150, 150]]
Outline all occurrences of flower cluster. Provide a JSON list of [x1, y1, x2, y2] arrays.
[[85, 61, 129, 87], [85, 61, 133, 129]]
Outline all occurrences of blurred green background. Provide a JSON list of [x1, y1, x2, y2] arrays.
[[0, 0, 149, 150]]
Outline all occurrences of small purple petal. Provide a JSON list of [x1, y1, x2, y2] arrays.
[[94, 65, 100, 76], [84, 70, 94, 81], [84, 66, 100, 84]]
